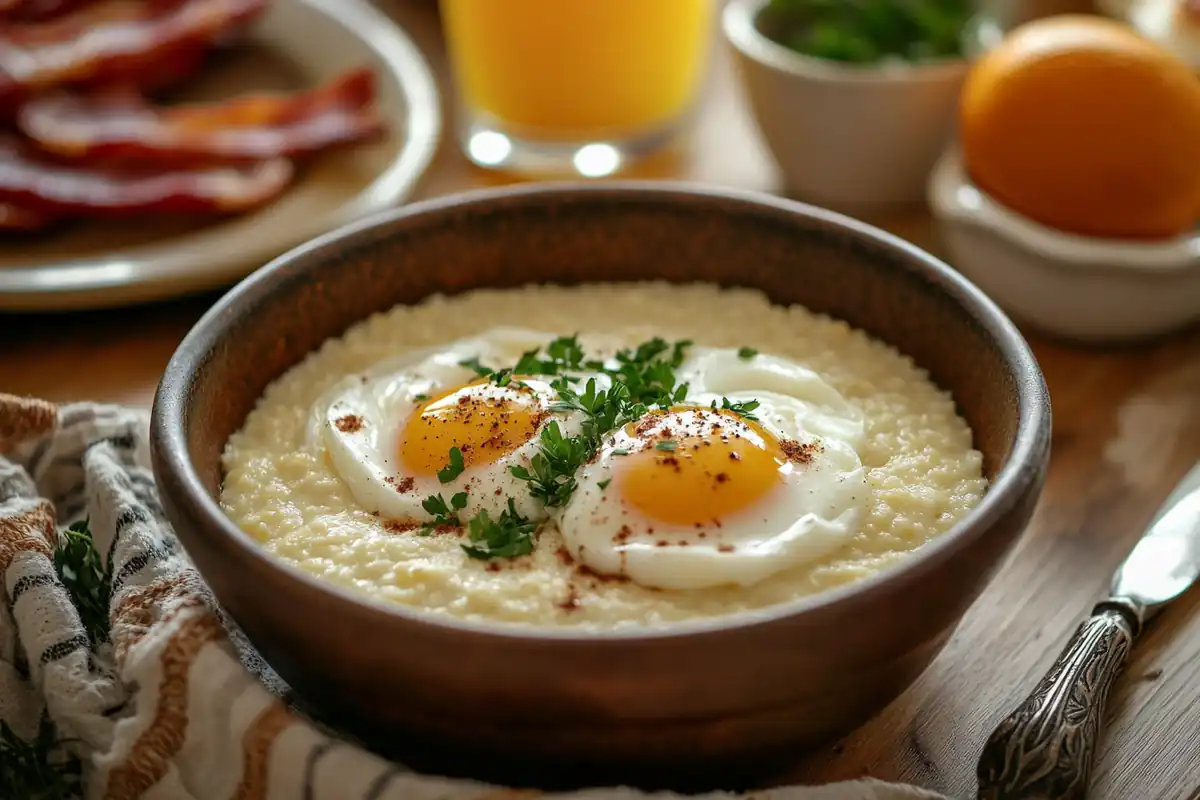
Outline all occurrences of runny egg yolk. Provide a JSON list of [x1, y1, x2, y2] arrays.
[[399, 381, 543, 476], [613, 408, 788, 526]]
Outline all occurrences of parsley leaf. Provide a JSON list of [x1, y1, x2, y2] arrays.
[[53, 518, 110, 646], [513, 347, 551, 376], [737, 346, 758, 360], [459, 357, 514, 387], [481, 335, 592, 382], [597, 479, 611, 490], [469, 336, 703, 512], [420, 492, 465, 534], [671, 339, 693, 367], [437, 447, 466, 484], [545, 335, 586, 371], [422, 494, 453, 518], [0, 713, 81, 800], [509, 421, 590, 507], [655, 440, 678, 452], [608, 340, 691, 409], [460, 357, 493, 378], [461, 499, 538, 560], [716, 397, 762, 421]]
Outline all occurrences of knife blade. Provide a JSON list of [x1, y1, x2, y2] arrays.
[[976, 461, 1200, 800]]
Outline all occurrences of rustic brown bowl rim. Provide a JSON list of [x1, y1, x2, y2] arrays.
[[152, 180, 1050, 643]]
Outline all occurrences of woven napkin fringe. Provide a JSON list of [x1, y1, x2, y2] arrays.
[[0, 394, 946, 800]]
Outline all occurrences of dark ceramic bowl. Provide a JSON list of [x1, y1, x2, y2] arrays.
[[151, 183, 1050, 787]]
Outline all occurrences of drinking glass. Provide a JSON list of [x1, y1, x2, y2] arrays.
[[440, 0, 716, 177]]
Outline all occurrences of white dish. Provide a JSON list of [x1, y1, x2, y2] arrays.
[[722, 0, 967, 213], [1097, 0, 1200, 68], [0, 0, 441, 312], [928, 148, 1200, 342]]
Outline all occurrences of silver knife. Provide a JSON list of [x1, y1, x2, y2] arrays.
[[976, 461, 1200, 800]]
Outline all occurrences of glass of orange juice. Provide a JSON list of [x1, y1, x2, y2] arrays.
[[440, 0, 716, 177]]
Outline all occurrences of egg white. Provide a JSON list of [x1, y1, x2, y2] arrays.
[[312, 328, 595, 523], [556, 347, 870, 590]]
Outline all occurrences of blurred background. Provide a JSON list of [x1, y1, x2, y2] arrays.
[[2, 0, 1199, 377]]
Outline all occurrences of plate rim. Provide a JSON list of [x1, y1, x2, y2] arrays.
[[0, 0, 443, 312]]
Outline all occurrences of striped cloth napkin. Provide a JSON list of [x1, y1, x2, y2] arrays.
[[0, 394, 946, 800]]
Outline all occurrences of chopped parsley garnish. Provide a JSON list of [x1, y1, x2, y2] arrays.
[[466, 335, 598, 386], [461, 499, 538, 560], [714, 397, 762, 422], [597, 479, 611, 490], [460, 356, 493, 378], [434, 337, 769, 562], [437, 447, 466, 484], [547, 335, 588, 370], [419, 492, 536, 560], [607, 338, 691, 408], [512, 335, 593, 375], [509, 421, 590, 507], [413, 393, 430, 402], [420, 491, 468, 534], [508, 338, 695, 508], [459, 357, 516, 387]]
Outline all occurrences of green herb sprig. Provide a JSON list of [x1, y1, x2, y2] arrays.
[[420, 492, 468, 535], [460, 357, 514, 388], [462, 335, 601, 388], [53, 519, 110, 647], [436, 447, 465, 484], [512, 335, 600, 376], [0, 714, 82, 800], [508, 421, 591, 507], [4, 521, 111, 796], [510, 338, 694, 508], [438, 335, 769, 561], [461, 499, 538, 560], [713, 397, 762, 422]]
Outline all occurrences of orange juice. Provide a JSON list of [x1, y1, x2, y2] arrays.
[[441, 0, 715, 137]]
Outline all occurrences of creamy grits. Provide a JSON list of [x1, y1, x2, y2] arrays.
[[220, 283, 987, 628]]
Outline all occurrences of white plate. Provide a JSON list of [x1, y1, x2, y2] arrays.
[[0, 0, 441, 311]]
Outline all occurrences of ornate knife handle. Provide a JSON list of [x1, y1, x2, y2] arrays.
[[976, 599, 1142, 800]]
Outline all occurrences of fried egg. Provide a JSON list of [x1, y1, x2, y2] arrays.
[[312, 329, 601, 524], [556, 347, 869, 590]]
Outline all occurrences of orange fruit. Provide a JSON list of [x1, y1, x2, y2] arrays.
[[959, 15, 1200, 239]]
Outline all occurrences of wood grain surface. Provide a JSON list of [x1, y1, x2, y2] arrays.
[[2, 3, 1199, 798]]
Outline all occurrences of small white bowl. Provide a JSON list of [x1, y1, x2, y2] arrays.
[[722, 0, 968, 213], [928, 148, 1200, 342], [1097, 0, 1200, 70]]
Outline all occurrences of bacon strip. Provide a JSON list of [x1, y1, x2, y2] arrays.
[[18, 68, 384, 165], [0, 0, 269, 109], [0, 201, 55, 231], [0, 137, 293, 217], [0, 0, 98, 22]]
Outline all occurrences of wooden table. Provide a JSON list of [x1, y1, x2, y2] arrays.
[[4, 4, 1200, 798]]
